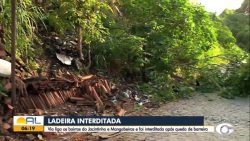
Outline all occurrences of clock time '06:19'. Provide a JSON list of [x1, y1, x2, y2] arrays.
[[21, 126, 36, 131]]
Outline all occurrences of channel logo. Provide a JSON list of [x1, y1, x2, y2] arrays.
[[216, 123, 234, 135], [13, 116, 44, 132], [15, 116, 43, 125]]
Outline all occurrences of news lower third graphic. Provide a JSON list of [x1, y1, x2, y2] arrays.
[[13, 116, 233, 134], [13, 116, 44, 132]]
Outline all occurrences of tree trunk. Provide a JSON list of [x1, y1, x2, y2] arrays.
[[11, 0, 17, 115], [77, 26, 84, 61], [86, 44, 91, 70]]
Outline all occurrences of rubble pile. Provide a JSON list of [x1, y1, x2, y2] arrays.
[[0, 74, 116, 136], [0, 27, 155, 140], [18, 75, 114, 113]]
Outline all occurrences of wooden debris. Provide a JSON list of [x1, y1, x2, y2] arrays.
[[90, 86, 104, 112], [69, 97, 85, 102], [7, 104, 13, 110], [0, 71, 150, 140], [117, 108, 126, 116], [35, 109, 45, 115], [103, 80, 111, 94], [76, 101, 95, 106], [100, 83, 109, 94], [3, 123, 11, 130], [1, 72, 123, 117], [79, 75, 94, 81]]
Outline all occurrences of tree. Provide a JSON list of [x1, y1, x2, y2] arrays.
[[220, 5, 250, 52], [45, 0, 111, 71], [236, 0, 249, 13], [119, 0, 216, 73], [210, 14, 236, 49]]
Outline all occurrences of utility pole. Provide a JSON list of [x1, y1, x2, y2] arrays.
[[11, 0, 17, 115]]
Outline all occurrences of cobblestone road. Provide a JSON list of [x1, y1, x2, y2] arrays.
[[107, 93, 250, 141]]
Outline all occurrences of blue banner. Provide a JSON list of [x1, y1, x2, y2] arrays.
[[44, 116, 204, 126]]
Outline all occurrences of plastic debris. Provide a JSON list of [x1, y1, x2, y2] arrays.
[[138, 102, 143, 106], [111, 96, 117, 104], [56, 53, 73, 65], [122, 90, 131, 98], [0, 59, 11, 77], [134, 95, 140, 101], [37, 134, 43, 140]]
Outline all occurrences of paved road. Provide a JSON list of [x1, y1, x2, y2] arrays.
[[108, 93, 250, 141]]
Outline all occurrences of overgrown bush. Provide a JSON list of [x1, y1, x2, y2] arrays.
[[222, 59, 250, 97], [197, 46, 249, 98], [94, 29, 146, 77], [44, 0, 110, 42], [0, 0, 44, 66], [138, 70, 196, 102], [138, 72, 175, 101]]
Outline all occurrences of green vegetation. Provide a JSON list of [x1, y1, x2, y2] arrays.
[[0, 0, 249, 100], [0, 0, 44, 66], [46, 0, 110, 57], [220, 0, 250, 52]]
